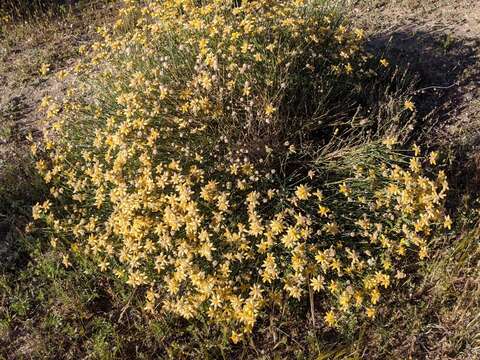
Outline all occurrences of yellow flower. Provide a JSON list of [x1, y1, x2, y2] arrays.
[[241, 41, 249, 53], [409, 157, 421, 173], [324, 310, 336, 327], [39, 63, 50, 76], [264, 103, 276, 116], [354, 292, 363, 307], [62, 254, 71, 268], [144, 300, 155, 314], [315, 251, 327, 266], [310, 275, 324, 292], [344, 63, 353, 74], [380, 58, 389, 67], [324, 222, 340, 235], [295, 184, 311, 200], [419, 246, 428, 260], [216, 193, 229, 212], [99, 259, 109, 272], [365, 307, 376, 318], [328, 280, 339, 294], [270, 218, 284, 235], [32, 203, 42, 220], [339, 291, 351, 309], [412, 143, 421, 156], [281, 226, 300, 249], [443, 215, 452, 230], [249, 284, 263, 299], [266, 43, 275, 52], [339, 182, 350, 196], [210, 294, 222, 309], [231, 330, 242, 344], [429, 151, 439, 165], [382, 136, 396, 149], [370, 288, 380, 305], [318, 205, 329, 217], [404, 99, 415, 111], [314, 190, 323, 201], [286, 284, 301, 299], [354, 28, 365, 39]]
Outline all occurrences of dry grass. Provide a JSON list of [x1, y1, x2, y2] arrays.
[[354, 211, 480, 359]]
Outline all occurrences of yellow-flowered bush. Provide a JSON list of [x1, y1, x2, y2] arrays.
[[33, 0, 450, 342]]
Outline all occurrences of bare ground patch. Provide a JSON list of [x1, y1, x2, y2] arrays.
[[353, 0, 480, 188]]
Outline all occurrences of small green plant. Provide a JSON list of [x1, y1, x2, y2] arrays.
[[441, 33, 455, 53]]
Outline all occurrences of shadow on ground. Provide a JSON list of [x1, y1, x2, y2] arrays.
[[368, 25, 480, 199], [359, 22, 480, 360]]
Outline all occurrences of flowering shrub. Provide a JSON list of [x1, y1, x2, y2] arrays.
[[33, 0, 450, 343]]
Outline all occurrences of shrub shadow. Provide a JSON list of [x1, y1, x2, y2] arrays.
[[367, 25, 480, 199]]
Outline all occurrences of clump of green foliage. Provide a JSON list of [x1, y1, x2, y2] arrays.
[[30, 0, 452, 344]]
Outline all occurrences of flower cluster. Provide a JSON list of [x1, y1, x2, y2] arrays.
[[33, 0, 449, 342]]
